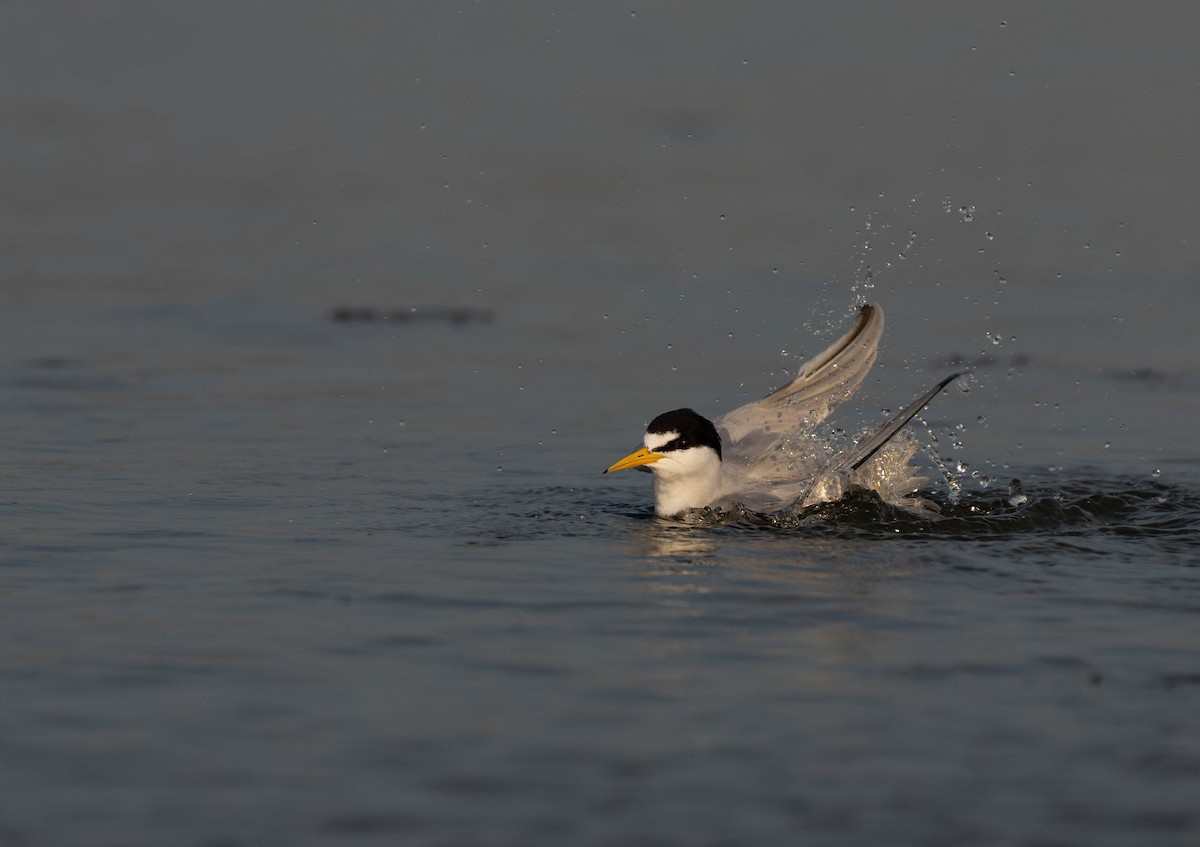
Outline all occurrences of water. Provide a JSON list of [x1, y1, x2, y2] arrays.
[[3, 3, 1200, 845]]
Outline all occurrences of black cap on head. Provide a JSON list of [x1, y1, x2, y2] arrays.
[[646, 408, 722, 459]]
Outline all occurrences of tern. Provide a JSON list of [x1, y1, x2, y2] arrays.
[[604, 304, 962, 518]]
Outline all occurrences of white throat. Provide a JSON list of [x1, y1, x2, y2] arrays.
[[647, 445, 724, 517]]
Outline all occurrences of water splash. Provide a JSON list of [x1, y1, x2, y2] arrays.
[[913, 413, 964, 503], [847, 212, 924, 312]]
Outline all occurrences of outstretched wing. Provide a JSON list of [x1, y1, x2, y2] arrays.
[[714, 304, 884, 471]]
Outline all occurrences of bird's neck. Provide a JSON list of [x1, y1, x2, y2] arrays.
[[652, 461, 723, 518]]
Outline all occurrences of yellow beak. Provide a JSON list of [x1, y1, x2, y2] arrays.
[[604, 446, 665, 473]]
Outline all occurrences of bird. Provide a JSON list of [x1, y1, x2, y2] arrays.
[[603, 304, 963, 519]]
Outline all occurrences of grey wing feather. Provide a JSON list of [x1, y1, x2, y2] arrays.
[[828, 371, 964, 472], [714, 304, 884, 472]]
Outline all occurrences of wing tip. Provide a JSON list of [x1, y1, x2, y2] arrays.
[[844, 370, 967, 471]]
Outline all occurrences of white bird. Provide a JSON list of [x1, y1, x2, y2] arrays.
[[604, 304, 962, 519]]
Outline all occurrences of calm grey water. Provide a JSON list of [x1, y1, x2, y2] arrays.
[[3, 3, 1200, 846]]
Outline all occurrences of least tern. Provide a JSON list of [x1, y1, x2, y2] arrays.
[[604, 304, 962, 518]]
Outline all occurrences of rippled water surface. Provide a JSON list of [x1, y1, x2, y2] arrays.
[[4, 298, 1198, 847], [3, 3, 1200, 846]]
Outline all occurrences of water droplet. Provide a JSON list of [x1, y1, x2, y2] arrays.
[[1152, 468, 1162, 477], [958, 205, 975, 222], [1083, 242, 1091, 249], [1000, 20, 1008, 27], [985, 232, 994, 240]]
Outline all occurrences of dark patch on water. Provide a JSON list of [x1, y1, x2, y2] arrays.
[[11, 357, 127, 391], [328, 305, 495, 325], [1103, 366, 1199, 392], [27, 356, 85, 369], [314, 812, 425, 836], [941, 351, 1032, 370], [1158, 672, 1200, 689]]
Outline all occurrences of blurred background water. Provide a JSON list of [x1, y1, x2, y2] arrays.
[[2, 3, 1199, 846]]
